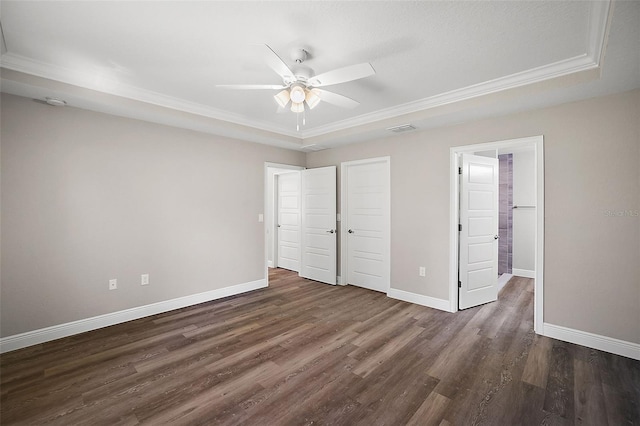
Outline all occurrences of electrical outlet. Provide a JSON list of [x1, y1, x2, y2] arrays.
[[419, 267, 426, 277], [109, 279, 117, 290], [141, 274, 149, 286]]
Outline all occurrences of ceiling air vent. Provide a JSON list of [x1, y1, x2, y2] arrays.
[[386, 124, 416, 133], [301, 144, 327, 152]]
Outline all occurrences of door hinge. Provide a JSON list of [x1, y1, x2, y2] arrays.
[[458, 167, 462, 175], [458, 280, 462, 288], [458, 224, 462, 232]]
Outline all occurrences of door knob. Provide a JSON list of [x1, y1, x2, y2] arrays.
[[326, 229, 335, 234], [494, 235, 500, 240], [348, 229, 354, 234], [277, 224, 281, 228]]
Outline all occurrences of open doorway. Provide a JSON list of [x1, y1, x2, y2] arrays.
[[264, 163, 304, 283], [449, 136, 544, 333], [264, 163, 338, 287]]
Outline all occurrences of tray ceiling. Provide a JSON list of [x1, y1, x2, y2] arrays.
[[1, 1, 638, 150]]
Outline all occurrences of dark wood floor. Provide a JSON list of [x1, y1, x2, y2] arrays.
[[1, 269, 639, 425]]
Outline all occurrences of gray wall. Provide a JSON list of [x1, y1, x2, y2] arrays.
[[2, 89, 639, 346], [307, 89, 640, 344], [0, 93, 305, 337]]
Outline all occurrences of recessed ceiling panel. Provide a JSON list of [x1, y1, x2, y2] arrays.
[[0, 0, 631, 145]]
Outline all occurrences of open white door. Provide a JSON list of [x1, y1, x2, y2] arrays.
[[277, 172, 300, 272], [459, 153, 499, 309], [300, 166, 337, 285]]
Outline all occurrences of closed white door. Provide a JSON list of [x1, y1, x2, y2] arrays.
[[276, 172, 300, 272], [459, 153, 499, 309], [343, 158, 390, 293], [300, 166, 337, 285]]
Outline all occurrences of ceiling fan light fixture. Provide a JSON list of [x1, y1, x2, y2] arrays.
[[290, 85, 306, 104], [274, 89, 290, 108], [290, 101, 304, 113], [305, 89, 321, 109]]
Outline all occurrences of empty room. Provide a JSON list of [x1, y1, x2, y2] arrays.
[[1, 1, 639, 425]]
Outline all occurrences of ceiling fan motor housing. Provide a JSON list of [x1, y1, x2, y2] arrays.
[[291, 48, 308, 64]]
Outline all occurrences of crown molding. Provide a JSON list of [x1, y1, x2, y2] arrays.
[[0, 52, 301, 139], [0, 1, 611, 143], [301, 54, 599, 138], [301, 1, 611, 138]]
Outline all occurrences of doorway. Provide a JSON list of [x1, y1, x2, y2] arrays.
[[264, 163, 304, 277], [264, 163, 337, 286], [449, 136, 544, 332]]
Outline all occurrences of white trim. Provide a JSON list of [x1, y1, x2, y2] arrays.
[[497, 273, 513, 293], [542, 323, 640, 361], [340, 157, 391, 292], [0, 53, 301, 139], [387, 288, 451, 312], [0, 2, 610, 142], [337, 275, 344, 285], [303, 55, 597, 139], [512, 268, 535, 279], [449, 136, 544, 334], [588, 0, 614, 64], [267, 260, 274, 268], [0, 278, 266, 354]]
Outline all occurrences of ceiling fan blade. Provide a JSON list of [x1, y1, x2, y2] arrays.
[[315, 89, 360, 109], [263, 44, 295, 80], [308, 63, 375, 87], [216, 84, 287, 90]]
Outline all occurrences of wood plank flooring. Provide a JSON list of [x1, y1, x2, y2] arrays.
[[1, 268, 638, 425]]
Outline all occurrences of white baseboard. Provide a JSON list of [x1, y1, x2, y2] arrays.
[[542, 323, 640, 361], [497, 273, 514, 292], [387, 288, 451, 312], [337, 276, 345, 286], [0, 278, 267, 354], [267, 260, 274, 268], [512, 268, 535, 278]]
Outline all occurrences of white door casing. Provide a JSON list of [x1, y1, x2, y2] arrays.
[[300, 166, 337, 285], [342, 158, 390, 293], [277, 172, 301, 272], [459, 153, 499, 309]]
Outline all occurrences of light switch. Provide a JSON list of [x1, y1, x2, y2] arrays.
[[258, 214, 264, 222]]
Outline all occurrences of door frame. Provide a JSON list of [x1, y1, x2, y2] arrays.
[[341, 156, 391, 290], [264, 162, 304, 282], [449, 136, 544, 333]]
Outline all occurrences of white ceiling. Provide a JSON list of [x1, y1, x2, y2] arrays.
[[1, 1, 638, 151]]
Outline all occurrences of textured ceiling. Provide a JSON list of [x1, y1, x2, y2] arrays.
[[1, 1, 638, 150]]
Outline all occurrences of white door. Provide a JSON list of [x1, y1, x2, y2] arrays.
[[300, 166, 337, 285], [459, 153, 499, 309], [277, 172, 300, 272], [343, 159, 390, 293]]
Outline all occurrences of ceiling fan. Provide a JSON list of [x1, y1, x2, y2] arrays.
[[217, 45, 375, 129]]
